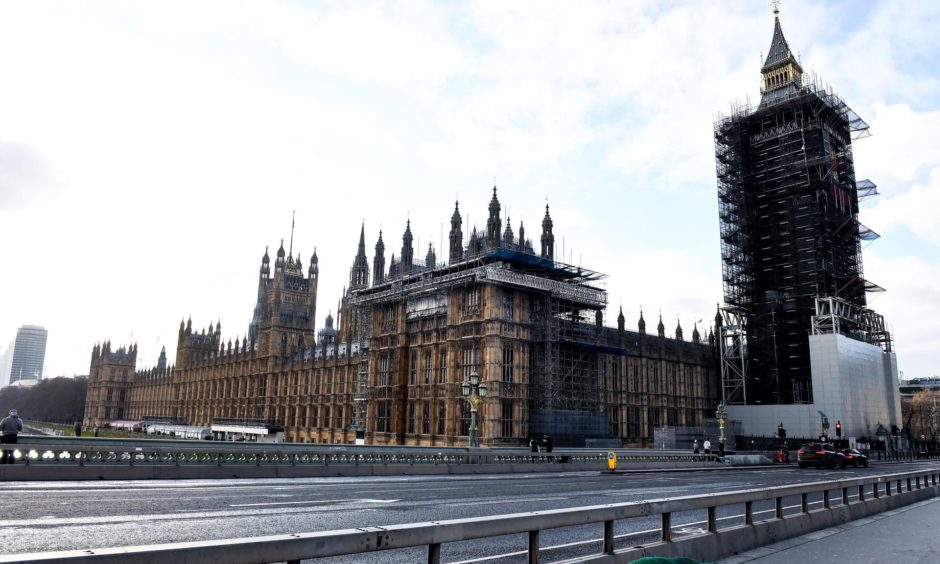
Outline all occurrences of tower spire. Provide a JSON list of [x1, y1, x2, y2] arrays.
[[288, 210, 295, 258], [760, 0, 802, 105]]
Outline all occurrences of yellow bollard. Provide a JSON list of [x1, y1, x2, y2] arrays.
[[607, 451, 617, 471]]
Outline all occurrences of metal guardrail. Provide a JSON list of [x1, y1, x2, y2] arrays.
[[2, 439, 720, 468], [4, 467, 938, 563]]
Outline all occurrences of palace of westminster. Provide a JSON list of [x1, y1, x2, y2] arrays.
[[84, 187, 720, 447], [87, 6, 899, 446]]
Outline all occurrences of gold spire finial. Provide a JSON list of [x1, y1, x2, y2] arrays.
[[772, 0, 781, 17]]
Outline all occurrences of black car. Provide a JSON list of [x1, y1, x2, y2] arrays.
[[797, 442, 846, 469], [840, 448, 869, 467]]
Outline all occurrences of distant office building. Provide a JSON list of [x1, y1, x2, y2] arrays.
[[0, 341, 13, 387], [714, 8, 899, 438], [9, 325, 48, 384]]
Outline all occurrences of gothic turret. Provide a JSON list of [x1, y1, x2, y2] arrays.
[[260, 246, 270, 279], [425, 243, 436, 269], [468, 228, 479, 256], [350, 223, 370, 290], [157, 346, 167, 371], [617, 306, 625, 334], [486, 186, 502, 250], [657, 314, 665, 338], [309, 248, 319, 280], [675, 319, 683, 341], [692, 322, 701, 344], [373, 231, 385, 284], [275, 240, 286, 272], [638, 309, 646, 335], [540, 204, 554, 259], [503, 217, 514, 248], [449, 201, 463, 263], [401, 220, 414, 273], [518, 221, 525, 250]]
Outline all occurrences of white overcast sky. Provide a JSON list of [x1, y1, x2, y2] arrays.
[[1, 1, 938, 381]]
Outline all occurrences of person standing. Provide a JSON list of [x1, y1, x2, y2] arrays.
[[529, 437, 540, 462], [703, 438, 712, 455], [543, 434, 554, 462], [693, 439, 700, 455], [1, 409, 23, 464], [74, 421, 82, 437]]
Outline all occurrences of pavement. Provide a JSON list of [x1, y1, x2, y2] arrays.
[[721, 496, 940, 563]]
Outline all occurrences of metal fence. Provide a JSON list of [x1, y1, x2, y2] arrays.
[[3, 466, 937, 563], [1, 439, 719, 468]]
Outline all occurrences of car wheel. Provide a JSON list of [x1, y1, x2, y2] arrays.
[[854, 460, 859, 467], [798, 463, 807, 469], [840, 460, 846, 469], [863, 460, 869, 468]]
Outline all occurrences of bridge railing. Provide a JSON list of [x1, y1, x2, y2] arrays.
[[1, 440, 720, 467], [3, 467, 938, 563]]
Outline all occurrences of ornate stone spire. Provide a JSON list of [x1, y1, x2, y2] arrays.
[[373, 231, 385, 284], [760, 2, 803, 105], [540, 204, 554, 259], [350, 223, 370, 289], [657, 313, 665, 338], [638, 309, 646, 335], [401, 220, 414, 273], [486, 186, 502, 249], [449, 201, 463, 263]]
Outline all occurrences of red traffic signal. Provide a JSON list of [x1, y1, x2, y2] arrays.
[[835, 420, 842, 437]]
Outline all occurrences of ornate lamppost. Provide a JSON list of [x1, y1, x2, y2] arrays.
[[716, 402, 728, 456], [461, 369, 487, 447]]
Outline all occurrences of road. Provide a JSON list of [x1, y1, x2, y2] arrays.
[[1, 461, 934, 562]]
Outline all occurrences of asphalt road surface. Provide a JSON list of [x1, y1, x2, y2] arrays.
[[1, 461, 934, 562]]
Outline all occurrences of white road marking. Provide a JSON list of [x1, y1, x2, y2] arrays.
[[229, 498, 400, 507], [459, 496, 567, 506]]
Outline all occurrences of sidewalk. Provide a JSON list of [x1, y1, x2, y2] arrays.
[[721, 497, 940, 563]]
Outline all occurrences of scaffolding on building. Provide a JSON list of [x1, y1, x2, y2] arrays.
[[714, 71, 885, 404], [718, 307, 748, 405], [811, 296, 892, 352], [348, 246, 608, 439]]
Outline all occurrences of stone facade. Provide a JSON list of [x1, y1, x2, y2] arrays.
[[85, 189, 720, 446]]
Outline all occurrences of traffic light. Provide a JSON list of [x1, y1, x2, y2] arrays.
[[835, 420, 842, 438]]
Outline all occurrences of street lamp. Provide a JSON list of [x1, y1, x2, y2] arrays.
[[716, 402, 728, 456], [461, 369, 487, 447]]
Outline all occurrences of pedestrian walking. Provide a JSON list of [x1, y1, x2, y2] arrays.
[[703, 439, 711, 455], [529, 437, 540, 462], [693, 439, 700, 455], [543, 434, 554, 462], [1, 409, 23, 464], [74, 421, 82, 437]]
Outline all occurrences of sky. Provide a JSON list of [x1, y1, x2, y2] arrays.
[[1, 1, 938, 382]]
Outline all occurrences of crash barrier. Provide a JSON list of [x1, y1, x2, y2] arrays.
[[0, 440, 722, 480], [3, 467, 937, 563], [875, 449, 940, 461]]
